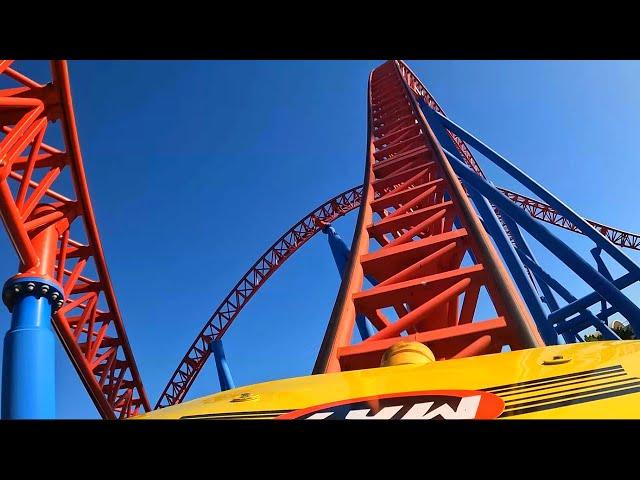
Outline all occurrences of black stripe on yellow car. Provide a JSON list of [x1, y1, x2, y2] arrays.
[[178, 365, 640, 419], [483, 364, 640, 418], [500, 383, 640, 417], [485, 365, 623, 394], [180, 409, 293, 420]]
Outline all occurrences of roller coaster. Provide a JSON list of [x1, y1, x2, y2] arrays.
[[2, 59, 640, 420]]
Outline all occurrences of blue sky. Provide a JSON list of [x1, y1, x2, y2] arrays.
[[2, 60, 640, 419]]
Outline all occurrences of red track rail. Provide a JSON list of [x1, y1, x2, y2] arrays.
[[154, 186, 364, 409], [155, 64, 640, 406], [396, 61, 640, 251], [3, 61, 635, 415], [313, 60, 544, 374], [154, 181, 640, 407], [499, 188, 640, 250], [0, 60, 149, 418], [397, 60, 487, 179]]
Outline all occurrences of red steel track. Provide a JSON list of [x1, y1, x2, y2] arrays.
[[0, 60, 149, 418], [313, 60, 544, 374], [498, 188, 640, 250], [3, 60, 638, 415], [397, 60, 487, 180], [154, 186, 364, 408], [155, 181, 640, 407]]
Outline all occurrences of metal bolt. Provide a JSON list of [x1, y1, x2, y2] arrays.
[[57, 300, 63, 308], [51, 292, 59, 301], [26, 282, 35, 292], [13, 285, 21, 294], [41, 285, 50, 294]]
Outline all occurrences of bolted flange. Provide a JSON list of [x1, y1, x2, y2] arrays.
[[2, 276, 65, 314]]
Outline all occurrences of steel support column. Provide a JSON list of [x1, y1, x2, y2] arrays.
[[322, 224, 375, 340], [1, 204, 64, 419], [209, 339, 235, 392]]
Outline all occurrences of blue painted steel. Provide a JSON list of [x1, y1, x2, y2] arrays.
[[514, 246, 619, 341], [591, 248, 614, 282], [432, 109, 640, 279], [323, 225, 350, 277], [591, 247, 614, 323], [550, 272, 637, 323], [422, 103, 555, 343], [1, 276, 60, 419], [501, 213, 559, 310], [471, 190, 558, 344], [442, 147, 640, 334], [209, 339, 235, 391], [419, 101, 640, 341], [498, 212, 570, 343], [323, 225, 378, 285], [322, 225, 375, 340], [555, 315, 595, 336]]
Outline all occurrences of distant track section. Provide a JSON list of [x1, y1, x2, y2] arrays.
[[499, 188, 640, 251], [154, 179, 640, 409], [154, 186, 364, 409]]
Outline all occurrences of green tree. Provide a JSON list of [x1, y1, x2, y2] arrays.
[[583, 323, 635, 342]]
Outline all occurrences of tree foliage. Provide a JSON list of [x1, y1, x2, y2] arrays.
[[583, 323, 635, 342]]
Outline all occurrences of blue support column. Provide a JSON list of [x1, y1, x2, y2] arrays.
[[422, 102, 555, 343], [323, 225, 350, 277], [591, 247, 614, 323], [442, 147, 640, 333], [432, 109, 640, 280], [514, 249, 620, 341], [1, 276, 62, 419], [469, 188, 558, 344], [499, 212, 570, 343], [322, 225, 376, 340], [501, 213, 559, 309], [549, 272, 636, 323], [418, 99, 639, 342], [209, 339, 235, 392]]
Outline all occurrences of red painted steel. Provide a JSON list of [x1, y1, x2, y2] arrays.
[[153, 182, 640, 407], [155, 60, 640, 408], [313, 60, 544, 374], [154, 186, 364, 409], [2, 60, 634, 413], [397, 60, 487, 179], [499, 188, 640, 250], [0, 60, 149, 419], [397, 60, 640, 251], [393, 61, 544, 288]]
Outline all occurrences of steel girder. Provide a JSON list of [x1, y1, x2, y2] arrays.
[[0, 60, 149, 418], [154, 186, 364, 409], [313, 60, 545, 374], [3, 60, 636, 414], [499, 188, 640, 250], [154, 179, 640, 407], [153, 60, 640, 407]]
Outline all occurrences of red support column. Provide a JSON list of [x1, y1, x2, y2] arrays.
[[314, 60, 544, 374]]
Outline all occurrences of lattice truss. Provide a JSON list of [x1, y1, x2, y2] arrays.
[[156, 60, 640, 407], [155, 186, 364, 408], [0, 60, 149, 418], [398, 59, 640, 345], [3, 60, 640, 415], [314, 61, 545, 374]]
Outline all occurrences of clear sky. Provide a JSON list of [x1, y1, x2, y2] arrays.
[[2, 60, 640, 419]]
